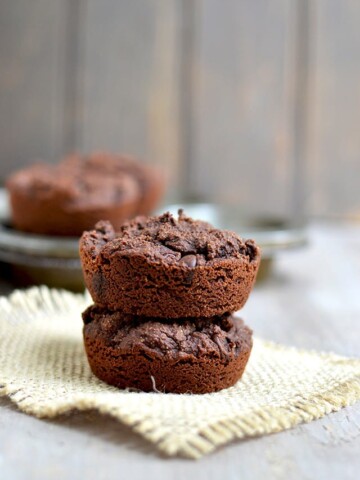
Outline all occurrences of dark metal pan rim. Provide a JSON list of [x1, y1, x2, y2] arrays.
[[0, 191, 307, 260]]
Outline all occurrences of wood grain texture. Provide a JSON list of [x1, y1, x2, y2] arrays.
[[0, 0, 68, 177], [1, 1, 360, 217], [80, 0, 181, 182], [189, 0, 297, 216], [308, 0, 360, 216], [0, 396, 359, 480], [0, 223, 359, 479]]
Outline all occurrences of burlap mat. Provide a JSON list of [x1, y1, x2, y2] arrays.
[[1, 287, 360, 459]]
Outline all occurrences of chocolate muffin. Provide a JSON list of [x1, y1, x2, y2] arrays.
[[82, 305, 253, 394], [64, 153, 165, 215], [90, 153, 164, 215], [80, 211, 261, 318], [6, 152, 164, 236]]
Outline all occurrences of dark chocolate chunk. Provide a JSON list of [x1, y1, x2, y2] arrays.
[[179, 254, 197, 268]]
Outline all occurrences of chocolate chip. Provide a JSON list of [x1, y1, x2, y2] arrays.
[[245, 241, 257, 261], [179, 254, 197, 268]]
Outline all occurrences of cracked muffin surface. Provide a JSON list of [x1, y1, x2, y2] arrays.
[[88, 210, 258, 266], [80, 211, 261, 317], [83, 306, 253, 393]]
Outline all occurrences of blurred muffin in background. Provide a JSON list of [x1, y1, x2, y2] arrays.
[[6, 152, 165, 237]]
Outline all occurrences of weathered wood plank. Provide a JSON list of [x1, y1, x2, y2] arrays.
[[189, 0, 297, 216], [242, 223, 360, 355], [80, 0, 181, 184], [1, 0, 360, 217], [0, 0, 68, 179], [0, 393, 359, 480], [308, 0, 360, 216]]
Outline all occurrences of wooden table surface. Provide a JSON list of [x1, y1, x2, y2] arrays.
[[1, 222, 359, 480]]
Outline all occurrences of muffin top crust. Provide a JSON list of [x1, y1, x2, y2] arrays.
[[83, 210, 260, 267]]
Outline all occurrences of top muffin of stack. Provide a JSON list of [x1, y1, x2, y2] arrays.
[[6, 152, 164, 236], [81, 210, 259, 317], [80, 210, 261, 393]]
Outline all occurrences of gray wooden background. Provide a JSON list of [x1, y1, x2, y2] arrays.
[[1, 0, 360, 218]]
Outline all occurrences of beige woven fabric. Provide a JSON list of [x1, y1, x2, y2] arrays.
[[1, 287, 360, 459]]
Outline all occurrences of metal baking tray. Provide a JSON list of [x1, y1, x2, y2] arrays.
[[0, 190, 307, 290], [0, 189, 83, 291]]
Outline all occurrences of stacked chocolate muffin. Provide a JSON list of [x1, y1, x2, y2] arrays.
[[80, 210, 260, 393]]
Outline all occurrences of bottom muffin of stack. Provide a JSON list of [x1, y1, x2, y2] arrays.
[[79, 211, 260, 394]]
